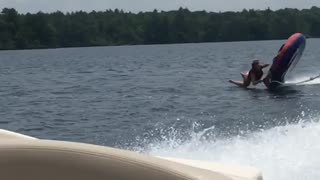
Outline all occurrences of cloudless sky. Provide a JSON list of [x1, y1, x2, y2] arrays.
[[1, 0, 320, 13]]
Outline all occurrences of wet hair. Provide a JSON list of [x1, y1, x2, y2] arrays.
[[251, 60, 260, 66]]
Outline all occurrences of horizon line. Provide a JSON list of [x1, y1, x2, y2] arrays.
[[2, 5, 319, 15]]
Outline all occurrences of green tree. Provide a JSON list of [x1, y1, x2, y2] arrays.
[[0, 7, 320, 50]]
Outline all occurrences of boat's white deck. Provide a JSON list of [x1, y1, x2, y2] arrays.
[[0, 129, 263, 180]]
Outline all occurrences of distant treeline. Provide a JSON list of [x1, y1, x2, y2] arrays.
[[1, 7, 320, 50]]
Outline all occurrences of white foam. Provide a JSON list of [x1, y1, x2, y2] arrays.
[[286, 74, 320, 85], [145, 117, 320, 180]]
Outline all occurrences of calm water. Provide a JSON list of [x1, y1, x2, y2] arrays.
[[1, 39, 320, 180]]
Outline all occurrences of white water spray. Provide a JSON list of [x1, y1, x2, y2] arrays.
[[144, 116, 320, 180]]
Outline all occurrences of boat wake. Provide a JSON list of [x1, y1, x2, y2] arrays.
[[137, 114, 320, 180]]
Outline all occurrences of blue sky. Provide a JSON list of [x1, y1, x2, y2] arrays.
[[1, 0, 320, 13]]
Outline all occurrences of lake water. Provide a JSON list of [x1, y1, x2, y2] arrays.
[[1, 39, 320, 180]]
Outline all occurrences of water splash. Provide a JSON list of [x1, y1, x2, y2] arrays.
[[286, 73, 320, 85], [137, 115, 320, 180]]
